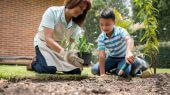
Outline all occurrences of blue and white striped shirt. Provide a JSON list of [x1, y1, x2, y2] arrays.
[[98, 26, 130, 57]]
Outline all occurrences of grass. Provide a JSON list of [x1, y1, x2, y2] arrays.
[[149, 68, 170, 74], [0, 65, 169, 81], [0, 65, 92, 81]]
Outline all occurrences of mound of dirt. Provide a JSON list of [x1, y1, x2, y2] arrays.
[[0, 74, 169, 95]]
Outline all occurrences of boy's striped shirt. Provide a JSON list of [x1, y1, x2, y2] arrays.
[[98, 26, 130, 57]]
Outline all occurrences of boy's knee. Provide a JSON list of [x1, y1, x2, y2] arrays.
[[91, 66, 99, 75]]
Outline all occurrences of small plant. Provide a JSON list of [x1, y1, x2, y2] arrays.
[[60, 35, 94, 66], [75, 36, 94, 66], [76, 36, 94, 53]]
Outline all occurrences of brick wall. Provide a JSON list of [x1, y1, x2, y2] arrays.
[[0, 0, 63, 57]]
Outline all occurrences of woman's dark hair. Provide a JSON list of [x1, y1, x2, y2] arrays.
[[99, 8, 115, 21], [64, 0, 91, 26]]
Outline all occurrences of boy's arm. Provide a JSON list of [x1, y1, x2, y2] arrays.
[[124, 36, 134, 64], [98, 50, 106, 76]]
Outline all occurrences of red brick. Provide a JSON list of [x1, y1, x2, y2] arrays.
[[0, 0, 63, 57]]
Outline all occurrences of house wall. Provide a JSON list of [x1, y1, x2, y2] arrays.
[[0, 0, 63, 57]]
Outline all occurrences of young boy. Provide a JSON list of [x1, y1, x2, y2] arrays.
[[91, 8, 135, 77]]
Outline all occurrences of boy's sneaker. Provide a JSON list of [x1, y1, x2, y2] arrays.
[[135, 70, 151, 78], [132, 57, 149, 76], [140, 70, 152, 78]]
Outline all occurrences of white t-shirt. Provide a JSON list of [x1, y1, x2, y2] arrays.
[[34, 6, 82, 47]]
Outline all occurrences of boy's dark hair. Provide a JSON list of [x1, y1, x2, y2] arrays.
[[99, 8, 115, 21]]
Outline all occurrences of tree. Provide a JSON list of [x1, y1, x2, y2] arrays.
[[157, 0, 170, 41], [133, 0, 170, 41], [133, 0, 159, 74]]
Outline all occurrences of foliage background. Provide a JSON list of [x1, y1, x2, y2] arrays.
[[82, 0, 170, 68]]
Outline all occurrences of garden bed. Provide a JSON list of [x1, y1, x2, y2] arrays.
[[0, 73, 170, 95]]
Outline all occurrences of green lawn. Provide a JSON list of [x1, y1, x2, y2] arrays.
[[150, 68, 170, 74], [0, 65, 169, 80], [0, 65, 92, 80]]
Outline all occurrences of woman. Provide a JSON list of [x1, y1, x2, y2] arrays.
[[27, 0, 91, 74]]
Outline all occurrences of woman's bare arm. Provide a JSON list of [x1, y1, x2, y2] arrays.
[[44, 27, 64, 53]]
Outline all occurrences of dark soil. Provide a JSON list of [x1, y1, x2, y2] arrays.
[[0, 74, 170, 95]]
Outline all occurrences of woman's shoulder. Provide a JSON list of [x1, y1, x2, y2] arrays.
[[48, 6, 64, 10], [45, 6, 64, 14], [43, 6, 65, 21]]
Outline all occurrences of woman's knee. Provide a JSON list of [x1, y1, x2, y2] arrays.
[[64, 68, 81, 75], [46, 66, 57, 74], [72, 68, 81, 74], [32, 64, 57, 74]]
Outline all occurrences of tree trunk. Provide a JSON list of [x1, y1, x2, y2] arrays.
[[152, 56, 157, 74]]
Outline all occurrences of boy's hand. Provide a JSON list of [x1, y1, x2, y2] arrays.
[[99, 50, 106, 76], [100, 74, 107, 77], [97, 74, 109, 82], [126, 51, 134, 64]]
